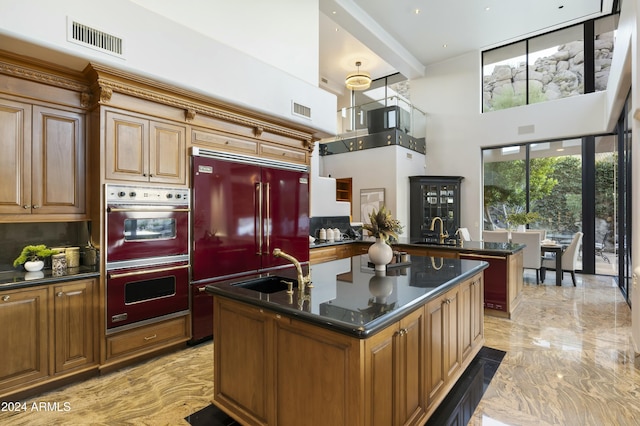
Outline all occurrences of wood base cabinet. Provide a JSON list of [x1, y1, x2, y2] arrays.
[[212, 270, 484, 426], [0, 278, 97, 399]]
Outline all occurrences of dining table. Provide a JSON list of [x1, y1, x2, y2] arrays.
[[541, 243, 564, 286]]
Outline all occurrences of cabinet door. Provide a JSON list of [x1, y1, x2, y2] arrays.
[[0, 98, 31, 214], [53, 279, 95, 373], [425, 286, 460, 409], [0, 287, 49, 392], [32, 106, 85, 215], [213, 298, 271, 425], [149, 121, 186, 184], [397, 307, 426, 425], [460, 275, 484, 361], [364, 324, 396, 426], [105, 111, 149, 182]]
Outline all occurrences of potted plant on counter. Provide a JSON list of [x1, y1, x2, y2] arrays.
[[13, 244, 58, 272], [363, 205, 404, 271]]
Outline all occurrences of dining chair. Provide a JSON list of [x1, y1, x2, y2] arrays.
[[541, 232, 583, 286], [482, 230, 509, 243], [526, 228, 547, 240], [456, 227, 472, 241], [510, 231, 542, 284]]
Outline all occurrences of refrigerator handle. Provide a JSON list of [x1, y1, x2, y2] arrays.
[[265, 182, 271, 253], [256, 182, 263, 255]]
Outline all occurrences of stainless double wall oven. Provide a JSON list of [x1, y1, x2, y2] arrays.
[[105, 184, 190, 331]]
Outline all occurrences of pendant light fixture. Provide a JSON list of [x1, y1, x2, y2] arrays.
[[345, 61, 371, 91]]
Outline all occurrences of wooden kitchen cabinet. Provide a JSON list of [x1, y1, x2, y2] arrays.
[[364, 306, 426, 426], [0, 286, 49, 393], [425, 284, 461, 410], [105, 110, 186, 185], [309, 244, 354, 264], [53, 279, 96, 373], [0, 278, 98, 399], [460, 274, 484, 361], [0, 98, 86, 219]]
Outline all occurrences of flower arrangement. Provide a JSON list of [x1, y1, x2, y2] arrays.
[[363, 205, 403, 243], [13, 244, 59, 268]]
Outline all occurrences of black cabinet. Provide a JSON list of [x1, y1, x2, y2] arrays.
[[409, 176, 463, 240]]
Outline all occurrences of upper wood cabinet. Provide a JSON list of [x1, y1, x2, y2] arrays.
[[105, 110, 186, 185], [0, 98, 86, 219]]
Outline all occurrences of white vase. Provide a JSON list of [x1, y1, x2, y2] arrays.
[[24, 260, 44, 272], [368, 238, 393, 271]]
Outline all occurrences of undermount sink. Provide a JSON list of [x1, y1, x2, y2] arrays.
[[232, 276, 293, 293], [412, 239, 459, 246]]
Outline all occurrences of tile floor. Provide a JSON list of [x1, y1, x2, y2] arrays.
[[1, 270, 638, 425]]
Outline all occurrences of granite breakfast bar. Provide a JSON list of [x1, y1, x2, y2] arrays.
[[205, 254, 488, 426]]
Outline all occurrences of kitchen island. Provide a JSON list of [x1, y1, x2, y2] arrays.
[[205, 254, 488, 426]]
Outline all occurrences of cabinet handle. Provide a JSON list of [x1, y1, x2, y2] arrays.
[[275, 314, 281, 319], [57, 292, 63, 297], [198, 287, 206, 293], [144, 334, 157, 341], [32, 205, 40, 209], [2, 295, 9, 302], [23, 205, 30, 209]]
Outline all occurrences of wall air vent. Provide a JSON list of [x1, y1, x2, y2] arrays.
[[292, 101, 311, 119], [67, 19, 123, 57]]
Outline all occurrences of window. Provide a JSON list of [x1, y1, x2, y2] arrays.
[[482, 15, 618, 112]]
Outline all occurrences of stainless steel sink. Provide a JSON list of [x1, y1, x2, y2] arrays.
[[232, 276, 292, 293]]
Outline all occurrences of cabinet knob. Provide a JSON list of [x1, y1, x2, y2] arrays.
[[2, 295, 9, 302], [23, 205, 30, 209], [275, 314, 281, 319], [32, 205, 40, 209], [57, 292, 63, 297]]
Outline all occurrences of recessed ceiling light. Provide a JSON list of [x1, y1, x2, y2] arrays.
[[335, 28, 339, 32], [485, 7, 490, 11], [415, 8, 421, 14], [332, 10, 337, 14], [442, 44, 448, 48]]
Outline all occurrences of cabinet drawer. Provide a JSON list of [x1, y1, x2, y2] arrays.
[[106, 315, 189, 359], [192, 129, 258, 155], [259, 142, 307, 164]]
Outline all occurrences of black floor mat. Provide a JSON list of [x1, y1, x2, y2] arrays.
[[186, 346, 506, 426]]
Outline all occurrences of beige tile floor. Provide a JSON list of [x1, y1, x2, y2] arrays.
[[1, 270, 637, 425]]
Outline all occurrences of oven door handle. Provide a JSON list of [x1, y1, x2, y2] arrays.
[[108, 264, 189, 279], [107, 207, 191, 213]]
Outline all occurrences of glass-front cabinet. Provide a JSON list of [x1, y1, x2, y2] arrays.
[[409, 176, 463, 241]]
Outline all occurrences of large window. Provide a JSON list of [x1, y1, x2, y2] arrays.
[[482, 14, 618, 112], [482, 137, 622, 277]]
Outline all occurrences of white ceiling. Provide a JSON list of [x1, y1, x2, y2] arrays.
[[319, 0, 614, 94]]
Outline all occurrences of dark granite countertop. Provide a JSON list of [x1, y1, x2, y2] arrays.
[[0, 265, 100, 290], [205, 254, 488, 339], [311, 237, 524, 255]]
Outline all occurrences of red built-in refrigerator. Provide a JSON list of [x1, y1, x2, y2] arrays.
[[190, 150, 309, 340]]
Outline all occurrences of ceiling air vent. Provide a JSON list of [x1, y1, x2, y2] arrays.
[[68, 19, 123, 57], [292, 101, 311, 119]]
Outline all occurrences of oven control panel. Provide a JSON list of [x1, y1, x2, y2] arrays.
[[106, 184, 190, 205]]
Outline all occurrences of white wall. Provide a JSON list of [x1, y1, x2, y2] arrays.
[[129, 0, 318, 87], [0, 0, 336, 135], [309, 143, 351, 217], [319, 145, 425, 235], [410, 52, 611, 240]]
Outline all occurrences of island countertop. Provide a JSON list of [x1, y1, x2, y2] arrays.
[[205, 254, 488, 338], [311, 236, 524, 255]]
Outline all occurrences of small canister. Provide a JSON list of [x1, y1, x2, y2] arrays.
[[66, 247, 80, 268], [319, 228, 327, 241], [327, 228, 335, 242], [83, 246, 97, 266], [52, 253, 67, 276], [333, 228, 342, 241]]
